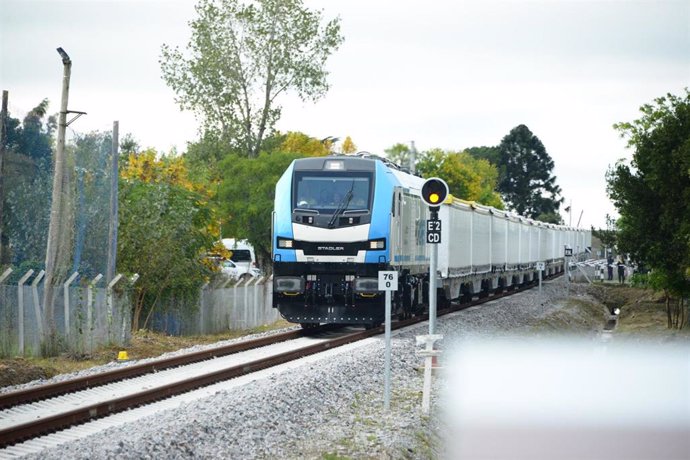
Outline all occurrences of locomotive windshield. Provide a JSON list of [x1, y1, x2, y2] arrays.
[[293, 172, 372, 213]]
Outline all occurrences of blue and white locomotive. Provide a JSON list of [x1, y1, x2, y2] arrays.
[[272, 153, 591, 329]]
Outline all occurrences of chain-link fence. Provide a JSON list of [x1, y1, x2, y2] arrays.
[[1, 94, 120, 356], [0, 271, 132, 357]]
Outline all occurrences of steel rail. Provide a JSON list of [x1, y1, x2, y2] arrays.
[[0, 328, 307, 410], [0, 327, 380, 447], [0, 271, 563, 448]]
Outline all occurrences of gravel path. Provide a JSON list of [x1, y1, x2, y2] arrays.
[[20, 280, 606, 459]]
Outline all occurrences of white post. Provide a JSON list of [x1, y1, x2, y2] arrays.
[[384, 288, 392, 410], [0, 268, 12, 284], [122, 274, 139, 342], [31, 270, 45, 338], [243, 277, 249, 329], [107, 274, 124, 343], [416, 334, 443, 414], [17, 269, 34, 355], [63, 271, 78, 340], [87, 274, 103, 351], [378, 271, 397, 412]]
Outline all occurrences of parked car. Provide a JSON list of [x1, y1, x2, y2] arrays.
[[221, 260, 243, 280], [222, 238, 259, 278]]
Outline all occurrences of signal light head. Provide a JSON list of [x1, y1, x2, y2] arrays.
[[421, 177, 449, 208]]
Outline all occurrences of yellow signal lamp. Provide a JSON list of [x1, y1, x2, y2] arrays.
[[421, 177, 449, 208]]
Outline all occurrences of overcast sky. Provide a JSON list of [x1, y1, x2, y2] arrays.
[[1, 0, 688, 229]]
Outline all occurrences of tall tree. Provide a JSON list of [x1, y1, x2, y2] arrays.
[[607, 90, 690, 329], [340, 135, 356, 153], [466, 145, 500, 165], [160, 0, 343, 158], [280, 131, 332, 156], [416, 149, 504, 209], [217, 150, 303, 267], [384, 143, 411, 169], [496, 125, 564, 222], [119, 149, 216, 330]]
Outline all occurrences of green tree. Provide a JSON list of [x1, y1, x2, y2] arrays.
[[466, 145, 500, 165], [340, 135, 356, 154], [160, 0, 343, 158], [416, 149, 504, 208], [118, 151, 215, 330], [1, 101, 56, 267], [217, 150, 303, 268], [607, 89, 690, 329], [384, 143, 412, 169], [496, 125, 564, 221], [591, 214, 618, 254], [280, 131, 332, 156]]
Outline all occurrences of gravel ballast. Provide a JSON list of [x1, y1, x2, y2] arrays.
[[19, 280, 607, 459]]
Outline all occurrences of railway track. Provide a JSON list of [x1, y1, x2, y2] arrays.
[[0, 273, 559, 453]]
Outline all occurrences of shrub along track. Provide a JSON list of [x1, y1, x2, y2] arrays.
[[0, 272, 560, 449]]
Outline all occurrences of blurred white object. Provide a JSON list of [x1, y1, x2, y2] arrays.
[[442, 340, 690, 459]]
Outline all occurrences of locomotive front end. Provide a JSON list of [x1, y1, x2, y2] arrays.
[[272, 156, 393, 327]]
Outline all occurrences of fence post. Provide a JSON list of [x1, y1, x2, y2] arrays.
[[31, 270, 45, 339], [107, 274, 123, 344], [0, 268, 12, 284], [252, 277, 263, 326], [122, 274, 139, 343], [63, 272, 79, 341], [17, 269, 34, 355], [199, 282, 208, 334], [87, 274, 103, 352]]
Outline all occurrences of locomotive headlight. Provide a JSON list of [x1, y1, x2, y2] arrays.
[[368, 239, 386, 250], [274, 276, 304, 292], [277, 238, 294, 248]]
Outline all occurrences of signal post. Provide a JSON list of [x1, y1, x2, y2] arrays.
[[421, 177, 449, 335], [415, 177, 449, 414]]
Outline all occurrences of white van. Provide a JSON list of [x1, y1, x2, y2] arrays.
[[221, 238, 258, 278]]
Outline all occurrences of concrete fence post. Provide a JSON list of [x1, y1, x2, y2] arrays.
[[107, 274, 124, 343], [31, 270, 45, 339], [121, 274, 139, 343], [63, 272, 79, 341], [199, 281, 209, 334], [87, 274, 103, 352], [0, 268, 12, 284], [254, 276, 265, 325], [17, 270, 34, 355]]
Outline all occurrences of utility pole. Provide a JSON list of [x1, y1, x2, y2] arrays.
[[0, 90, 8, 265], [106, 121, 119, 283], [409, 140, 417, 175], [43, 47, 74, 351]]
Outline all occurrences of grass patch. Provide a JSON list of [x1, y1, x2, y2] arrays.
[[0, 319, 293, 389]]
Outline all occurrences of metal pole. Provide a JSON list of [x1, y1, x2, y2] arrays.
[[409, 140, 417, 174], [429, 208, 438, 335], [384, 289, 391, 411], [566, 255, 570, 296]]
